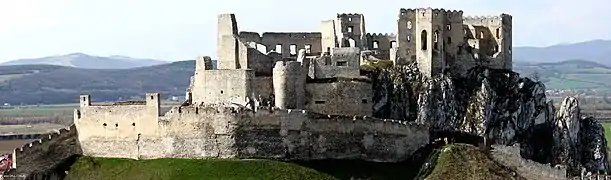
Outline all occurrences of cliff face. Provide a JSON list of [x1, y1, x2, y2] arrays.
[[368, 63, 610, 177]]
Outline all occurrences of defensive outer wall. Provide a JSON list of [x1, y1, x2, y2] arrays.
[[75, 102, 429, 162]]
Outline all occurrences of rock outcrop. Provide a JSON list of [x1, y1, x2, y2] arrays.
[[367, 62, 610, 177]]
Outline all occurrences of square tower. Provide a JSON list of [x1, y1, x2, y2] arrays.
[[396, 8, 464, 77], [463, 14, 512, 70], [335, 13, 367, 48]]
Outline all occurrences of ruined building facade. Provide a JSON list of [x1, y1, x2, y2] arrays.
[[62, 8, 511, 162]]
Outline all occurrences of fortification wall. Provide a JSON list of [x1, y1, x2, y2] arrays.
[[8, 124, 81, 178], [79, 106, 429, 162], [306, 80, 373, 116], [238, 32, 323, 57], [190, 69, 254, 105], [364, 33, 396, 60], [310, 47, 361, 79]]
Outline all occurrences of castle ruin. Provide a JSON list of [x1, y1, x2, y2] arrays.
[[9, 8, 513, 167]]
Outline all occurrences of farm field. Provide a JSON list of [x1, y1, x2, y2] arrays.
[[0, 123, 67, 135], [0, 140, 35, 154]]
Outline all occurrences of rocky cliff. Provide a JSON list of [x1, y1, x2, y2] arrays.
[[367, 63, 610, 177]]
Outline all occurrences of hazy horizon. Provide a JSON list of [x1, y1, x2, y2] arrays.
[[1, 0, 609, 62]]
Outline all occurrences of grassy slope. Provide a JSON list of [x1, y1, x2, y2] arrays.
[[426, 144, 524, 180], [66, 157, 337, 180]]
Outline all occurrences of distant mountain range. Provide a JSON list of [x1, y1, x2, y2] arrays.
[[513, 39, 611, 66], [0, 53, 168, 69]]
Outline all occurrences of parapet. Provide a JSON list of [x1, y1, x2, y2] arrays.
[[463, 14, 512, 26], [398, 8, 463, 19], [365, 33, 397, 39], [336, 13, 363, 19], [331, 47, 360, 57], [11, 124, 76, 169]]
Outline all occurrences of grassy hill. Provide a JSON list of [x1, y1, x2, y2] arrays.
[[64, 144, 518, 180], [0, 61, 195, 105]]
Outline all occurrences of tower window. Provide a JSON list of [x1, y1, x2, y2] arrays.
[[289, 44, 297, 56], [447, 24, 451, 30], [391, 41, 397, 48], [275, 44, 282, 54], [348, 26, 354, 33], [407, 36, 411, 42], [421, 30, 428, 50], [407, 21, 412, 30], [447, 37, 452, 44], [305, 44, 312, 54], [336, 61, 348, 66], [373, 41, 379, 49], [348, 17, 352, 22]]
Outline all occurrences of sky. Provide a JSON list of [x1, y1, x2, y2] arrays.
[[0, 0, 608, 62]]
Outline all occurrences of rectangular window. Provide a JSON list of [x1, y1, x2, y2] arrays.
[[347, 26, 354, 33], [289, 44, 297, 56], [305, 44, 312, 54], [275, 44, 282, 54], [315, 101, 325, 104], [336, 61, 347, 66], [362, 99, 368, 103]]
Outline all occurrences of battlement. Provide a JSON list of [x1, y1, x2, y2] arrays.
[[11, 125, 77, 170], [399, 8, 463, 20], [365, 33, 397, 38], [336, 13, 363, 18], [463, 14, 512, 26]]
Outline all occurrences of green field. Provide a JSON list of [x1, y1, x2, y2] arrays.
[[603, 122, 611, 147], [0, 106, 76, 116], [66, 157, 418, 180]]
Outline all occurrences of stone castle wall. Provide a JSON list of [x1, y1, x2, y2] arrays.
[[76, 105, 429, 162], [7, 124, 81, 178]]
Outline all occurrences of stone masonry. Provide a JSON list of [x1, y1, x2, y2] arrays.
[[65, 8, 510, 163]]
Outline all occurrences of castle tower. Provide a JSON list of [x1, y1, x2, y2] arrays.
[[79, 94, 90, 107], [396, 8, 464, 77], [463, 14, 512, 70], [141, 93, 160, 135], [217, 14, 240, 69], [273, 61, 305, 109], [335, 13, 366, 48]]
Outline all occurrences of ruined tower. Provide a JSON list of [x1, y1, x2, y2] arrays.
[[396, 8, 464, 77], [463, 14, 512, 69], [321, 13, 367, 53], [217, 14, 240, 69]]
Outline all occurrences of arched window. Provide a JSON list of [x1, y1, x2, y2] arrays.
[[407, 21, 412, 30], [348, 38, 356, 47], [373, 41, 379, 49], [447, 37, 452, 44], [433, 30, 439, 50], [421, 30, 428, 50]]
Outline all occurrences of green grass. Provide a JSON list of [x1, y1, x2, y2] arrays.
[[602, 122, 611, 147], [425, 144, 523, 180], [65, 157, 421, 180], [0, 106, 76, 116], [67, 157, 337, 180]]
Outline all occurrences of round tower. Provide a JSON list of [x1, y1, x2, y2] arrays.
[[273, 61, 304, 109]]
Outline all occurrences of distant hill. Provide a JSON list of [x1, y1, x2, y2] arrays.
[[513, 39, 611, 66], [0, 61, 195, 105], [513, 59, 611, 90], [0, 53, 168, 69]]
